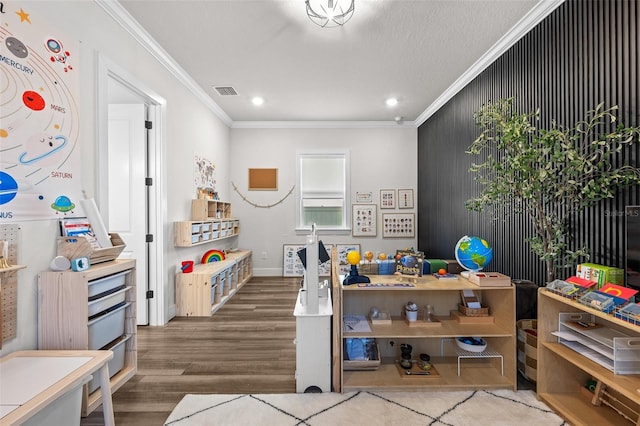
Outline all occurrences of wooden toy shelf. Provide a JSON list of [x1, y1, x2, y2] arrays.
[[537, 288, 640, 426], [175, 251, 252, 317], [333, 265, 516, 393]]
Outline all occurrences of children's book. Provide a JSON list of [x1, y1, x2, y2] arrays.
[[59, 218, 101, 249]]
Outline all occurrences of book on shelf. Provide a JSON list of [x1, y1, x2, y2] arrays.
[[59, 217, 101, 249], [433, 273, 458, 280]]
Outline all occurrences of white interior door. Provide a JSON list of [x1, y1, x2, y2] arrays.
[[108, 103, 148, 324]]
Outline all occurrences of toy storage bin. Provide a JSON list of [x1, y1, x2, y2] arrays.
[[22, 375, 91, 426], [88, 334, 132, 394], [87, 270, 129, 298], [88, 302, 130, 350], [517, 319, 537, 382], [88, 286, 130, 317]]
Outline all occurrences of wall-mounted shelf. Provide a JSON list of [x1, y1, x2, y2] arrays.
[[174, 200, 239, 247], [174, 220, 240, 247], [0, 265, 26, 274], [191, 199, 231, 220]]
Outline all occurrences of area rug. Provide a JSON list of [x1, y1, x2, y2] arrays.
[[164, 390, 567, 426]]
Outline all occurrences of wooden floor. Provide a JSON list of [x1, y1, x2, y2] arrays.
[[81, 276, 300, 426]]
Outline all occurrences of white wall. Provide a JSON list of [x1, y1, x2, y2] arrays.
[[230, 127, 418, 276], [0, 1, 230, 355]]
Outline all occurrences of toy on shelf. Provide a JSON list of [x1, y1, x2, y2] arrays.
[[343, 251, 370, 285]]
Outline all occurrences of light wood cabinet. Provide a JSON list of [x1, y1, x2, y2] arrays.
[[333, 267, 516, 392], [175, 251, 252, 316], [38, 259, 137, 416], [174, 200, 239, 247], [537, 288, 640, 425]]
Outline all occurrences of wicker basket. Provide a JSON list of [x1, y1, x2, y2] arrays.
[[458, 304, 489, 317], [517, 319, 538, 382]]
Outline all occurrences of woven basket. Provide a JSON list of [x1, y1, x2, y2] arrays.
[[458, 304, 489, 317]]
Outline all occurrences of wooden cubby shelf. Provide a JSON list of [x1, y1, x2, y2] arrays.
[[332, 262, 517, 393], [175, 250, 252, 317], [174, 200, 239, 247], [537, 288, 640, 426]]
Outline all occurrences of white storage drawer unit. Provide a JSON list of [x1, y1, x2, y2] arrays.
[[38, 259, 137, 417]]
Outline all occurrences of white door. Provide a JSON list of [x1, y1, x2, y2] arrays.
[[108, 103, 149, 324]]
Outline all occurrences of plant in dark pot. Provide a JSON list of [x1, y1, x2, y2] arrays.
[[466, 98, 640, 283]]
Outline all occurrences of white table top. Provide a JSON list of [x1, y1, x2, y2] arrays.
[[0, 356, 92, 405]]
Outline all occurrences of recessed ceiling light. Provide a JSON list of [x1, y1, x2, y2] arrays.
[[386, 98, 398, 107], [251, 97, 264, 106]]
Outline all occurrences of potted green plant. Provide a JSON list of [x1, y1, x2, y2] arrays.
[[466, 98, 640, 283]]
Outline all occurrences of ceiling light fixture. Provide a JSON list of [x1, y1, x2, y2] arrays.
[[386, 98, 398, 107], [251, 97, 264, 106], [306, 0, 355, 28]]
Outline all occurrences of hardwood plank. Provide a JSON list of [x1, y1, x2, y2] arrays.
[[80, 277, 300, 425]]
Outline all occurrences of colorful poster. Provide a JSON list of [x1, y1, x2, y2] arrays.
[[1, 3, 81, 222]]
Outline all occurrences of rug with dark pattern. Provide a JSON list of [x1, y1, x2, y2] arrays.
[[164, 390, 567, 425]]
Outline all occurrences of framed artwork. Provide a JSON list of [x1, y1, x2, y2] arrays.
[[397, 189, 414, 209], [283, 243, 332, 277], [352, 204, 377, 237], [356, 192, 372, 203], [382, 213, 415, 238], [337, 244, 360, 275], [380, 189, 395, 209], [248, 168, 278, 190]]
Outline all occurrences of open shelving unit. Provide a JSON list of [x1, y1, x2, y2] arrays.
[[174, 200, 239, 247], [537, 288, 640, 426], [175, 251, 252, 317], [332, 257, 516, 392]]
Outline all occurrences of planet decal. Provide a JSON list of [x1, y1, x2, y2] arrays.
[[201, 249, 225, 264], [5, 37, 28, 59], [0, 172, 19, 205], [51, 195, 75, 213], [18, 133, 68, 165], [22, 90, 45, 111]]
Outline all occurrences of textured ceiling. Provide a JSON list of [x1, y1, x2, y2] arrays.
[[117, 0, 544, 124]]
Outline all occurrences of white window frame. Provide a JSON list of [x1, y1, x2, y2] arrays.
[[296, 150, 351, 233]]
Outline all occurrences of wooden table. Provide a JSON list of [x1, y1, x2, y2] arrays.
[[0, 350, 115, 426]]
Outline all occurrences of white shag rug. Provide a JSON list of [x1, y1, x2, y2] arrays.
[[164, 390, 567, 426]]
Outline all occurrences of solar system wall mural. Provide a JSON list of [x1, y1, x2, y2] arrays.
[[0, 3, 82, 222]]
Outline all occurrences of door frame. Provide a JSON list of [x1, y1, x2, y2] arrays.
[[96, 52, 167, 326]]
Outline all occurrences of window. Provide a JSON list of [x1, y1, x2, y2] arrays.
[[296, 151, 350, 231]]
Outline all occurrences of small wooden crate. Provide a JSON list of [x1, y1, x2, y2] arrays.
[[57, 233, 126, 264], [451, 309, 494, 324], [517, 319, 538, 382], [343, 342, 380, 371], [458, 304, 489, 316]]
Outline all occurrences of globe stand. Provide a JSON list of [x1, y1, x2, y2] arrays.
[[343, 264, 370, 286]]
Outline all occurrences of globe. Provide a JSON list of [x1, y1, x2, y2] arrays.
[[455, 235, 493, 272], [346, 250, 361, 266]]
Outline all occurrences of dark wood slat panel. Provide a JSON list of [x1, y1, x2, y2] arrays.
[[418, 0, 639, 286]]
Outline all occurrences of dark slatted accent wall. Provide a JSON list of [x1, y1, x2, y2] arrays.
[[417, 0, 639, 285]]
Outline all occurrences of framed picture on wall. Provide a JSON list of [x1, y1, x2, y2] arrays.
[[382, 213, 415, 238], [283, 244, 333, 277], [352, 204, 377, 237], [397, 189, 414, 209], [380, 189, 395, 209]]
